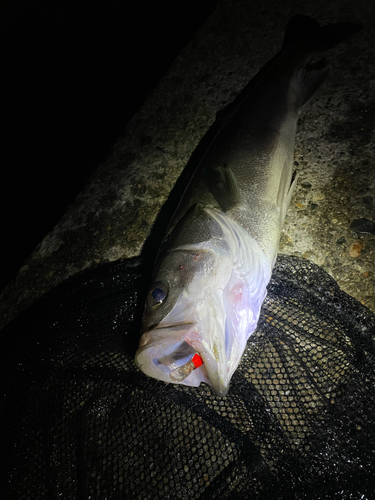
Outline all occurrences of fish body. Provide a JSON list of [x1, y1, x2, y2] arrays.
[[135, 16, 360, 396]]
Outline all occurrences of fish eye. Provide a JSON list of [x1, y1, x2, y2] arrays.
[[147, 282, 168, 307]]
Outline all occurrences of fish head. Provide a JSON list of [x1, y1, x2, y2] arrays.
[[136, 242, 233, 396], [135, 210, 268, 396]]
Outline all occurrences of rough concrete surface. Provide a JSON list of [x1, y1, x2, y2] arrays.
[[1, 0, 374, 329]]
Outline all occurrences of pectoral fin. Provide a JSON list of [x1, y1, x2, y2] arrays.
[[204, 164, 242, 211]]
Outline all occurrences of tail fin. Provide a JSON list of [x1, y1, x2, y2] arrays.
[[283, 14, 361, 53], [282, 15, 361, 107]]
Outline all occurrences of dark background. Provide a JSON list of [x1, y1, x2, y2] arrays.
[[0, 0, 217, 292]]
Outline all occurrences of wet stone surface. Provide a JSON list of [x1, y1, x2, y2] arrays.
[[280, 126, 375, 313]]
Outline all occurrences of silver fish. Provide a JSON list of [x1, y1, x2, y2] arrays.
[[135, 15, 360, 396]]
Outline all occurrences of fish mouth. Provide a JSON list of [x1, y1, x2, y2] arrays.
[[135, 323, 230, 396]]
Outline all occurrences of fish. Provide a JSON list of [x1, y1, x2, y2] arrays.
[[135, 15, 361, 396]]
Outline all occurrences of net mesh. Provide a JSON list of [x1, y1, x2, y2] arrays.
[[1, 255, 375, 499]]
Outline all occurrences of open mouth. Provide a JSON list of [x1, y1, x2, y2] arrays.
[[136, 323, 230, 396], [135, 324, 209, 386], [152, 338, 202, 380]]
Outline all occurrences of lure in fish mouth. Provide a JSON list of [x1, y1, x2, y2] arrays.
[[135, 15, 361, 395]]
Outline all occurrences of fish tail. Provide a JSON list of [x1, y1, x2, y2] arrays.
[[282, 14, 361, 54], [282, 15, 361, 107]]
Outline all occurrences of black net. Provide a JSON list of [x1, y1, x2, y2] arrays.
[[1, 255, 375, 499]]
